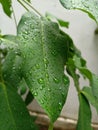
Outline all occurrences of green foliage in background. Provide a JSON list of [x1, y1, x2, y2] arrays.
[[0, 0, 98, 130]]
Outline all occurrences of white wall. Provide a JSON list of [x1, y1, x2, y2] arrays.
[[0, 0, 98, 123]]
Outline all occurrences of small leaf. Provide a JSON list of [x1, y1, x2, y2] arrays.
[[0, 83, 38, 130], [82, 87, 98, 113], [46, 12, 69, 28], [0, 0, 12, 17], [72, 55, 98, 99], [57, 19, 69, 28], [77, 93, 93, 130], [17, 12, 70, 122], [91, 74, 98, 98], [59, 0, 98, 24]]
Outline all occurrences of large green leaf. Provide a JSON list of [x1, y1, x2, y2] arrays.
[[0, 12, 70, 122], [82, 87, 98, 113], [59, 0, 98, 24], [17, 12, 70, 122], [0, 0, 12, 17], [76, 93, 93, 130], [0, 82, 38, 130]]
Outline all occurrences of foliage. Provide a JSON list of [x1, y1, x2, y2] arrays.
[[0, 0, 98, 130]]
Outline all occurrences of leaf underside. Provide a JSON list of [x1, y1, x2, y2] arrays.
[[59, 0, 98, 24]]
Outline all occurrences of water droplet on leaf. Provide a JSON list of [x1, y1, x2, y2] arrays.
[[38, 78, 44, 84], [40, 86, 43, 90], [58, 102, 62, 111], [63, 76, 68, 84], [48, 88, 51, 91], [35, 64, 40, 69], [45, 73, 49, 78], [41, 100, 44, 104], [51, 50, 57, 56], [53, 77, 59, 83], [34, 92, 38, 96]]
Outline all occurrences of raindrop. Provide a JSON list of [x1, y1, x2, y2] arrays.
[[31, 88, 34, 93], [34, 92, 38, 96], [40, 100, 44, 104], [45, 73, 49, 78], [58, 102, 62, 111], [53, 77, 60, 84], [44, 58, 49, 69], [61, 92, 65, 97], [22, 35, 28, 40], [35, 64, 40, 69], [40, 86, 43, 90], [12, 66, 15, 70], [63, 76, 68, 84], [24, 21, 27, 25], [18, 66, 21, 70], [51, 50, 57, 56], [23, 55, 26, 59], [38, 78, 44, 84], [48, 88, 51, 92], [29, 71, 32, 75], [59, 87, 62, 90]]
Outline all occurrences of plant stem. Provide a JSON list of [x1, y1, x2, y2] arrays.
[[48, 123, 54, 130], [12, 5, 17, 30], [0, 52, 3, 82], [23, 0, 42, 17], [17, 0, 29, 11]]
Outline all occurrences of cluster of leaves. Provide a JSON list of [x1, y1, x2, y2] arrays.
[[0, 0, 98, 130]]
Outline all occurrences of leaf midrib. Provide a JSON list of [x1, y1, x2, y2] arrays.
[[40, 19, 49, 89]]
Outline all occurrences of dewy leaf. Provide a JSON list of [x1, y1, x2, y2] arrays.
[[82, 87, 98, 113], [0, 83, 38, 130], [17, 12, 70, 122], [0, 0, 12, 17], [59, 0, 98, 24], [76, 93, 93, 130]]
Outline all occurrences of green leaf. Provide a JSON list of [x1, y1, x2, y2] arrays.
[[17, 12, 70, 122], [59, 0, 98, 24], [82, 87, 98, 113], [91, 74, 98, 98], [0, 82, 38, 130], [0, 0, 12, 17], [26, 0, 31, 2], [72, 55, 98, 99], [57, 19, 69, 28], [1, 36, 23, 88], [46, 12, 69, 28], [76, 93, 93, 130]]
